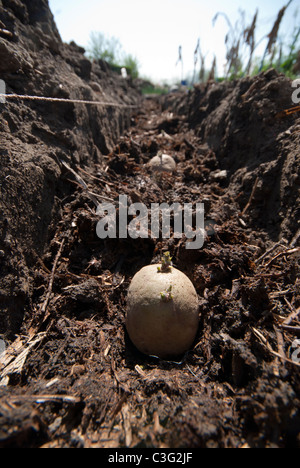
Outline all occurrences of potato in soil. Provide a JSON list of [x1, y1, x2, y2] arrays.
[[126, 264, 199, 359]]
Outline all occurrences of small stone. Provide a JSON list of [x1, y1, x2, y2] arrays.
[[212, 169, 227, 180]]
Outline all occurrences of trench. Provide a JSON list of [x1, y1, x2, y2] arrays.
[[0, 0, 300, 446]]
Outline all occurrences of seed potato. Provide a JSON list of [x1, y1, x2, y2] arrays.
[[126, 261, 199, 359]]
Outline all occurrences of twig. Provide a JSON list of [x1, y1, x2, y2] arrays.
[[77, 167, 114, 187], [61, 160, 114, 205], [255, 240, 288, 264], [274, 326, 286, 375], [121, 404, 132, 447], [279, 324, 300, 335], [282, 303, 300, 326], [40, 238, 66, 322], [270, 288, 292, 298], [275, 326, 286, 358], [0, 333, 46, 385], [8, 394, 80, 404], [77, 167, 118, 193], [264, 247, 300, 267], [134, 364, 147, 378], [290, 229, 300, 248], [0, 28, 13, 38], [86, 190, 114, 203], [252, 327, 300, 367], [277, 105, 300, 117], [241, 176, 259, 217]]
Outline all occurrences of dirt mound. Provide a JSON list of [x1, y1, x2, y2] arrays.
[[0, 0, 300, 449], [0, 0, 140, 335], [165, 70, 299, 243]]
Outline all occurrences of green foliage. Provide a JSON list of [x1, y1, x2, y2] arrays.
[[196, 4, 300, 84], [277, 26, 300, 76], [140, 84, 168, 96], [251, 27, 300, 78], [87, 32, 122, 65], [123, 54, 139, 79], [87, 31, 139, 78]]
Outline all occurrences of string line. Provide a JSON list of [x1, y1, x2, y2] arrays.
[[0, 93, 138, 108]]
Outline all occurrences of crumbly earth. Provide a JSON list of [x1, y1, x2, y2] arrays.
[[0, 0, 300, 449]]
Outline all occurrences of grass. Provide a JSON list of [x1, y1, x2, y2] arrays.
[[192, 2, 300, 84]]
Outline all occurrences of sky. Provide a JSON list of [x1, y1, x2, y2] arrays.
[[48, 0, 299, 83]]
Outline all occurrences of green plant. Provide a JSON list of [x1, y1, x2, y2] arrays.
[[277, 26, 300, 76], [123, 54, 139, 79], [140, 83, 168, 95], [87, 31, 139, 78], [213, 10, 246, 79], [87, 32, 122, 65], [251, 24, 300, 78], [259, 0, 293, 72], [208, 2, 298, 81], [246, 1, 299, 77]]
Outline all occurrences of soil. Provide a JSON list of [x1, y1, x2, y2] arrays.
[[0, 0, 300, 449]]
